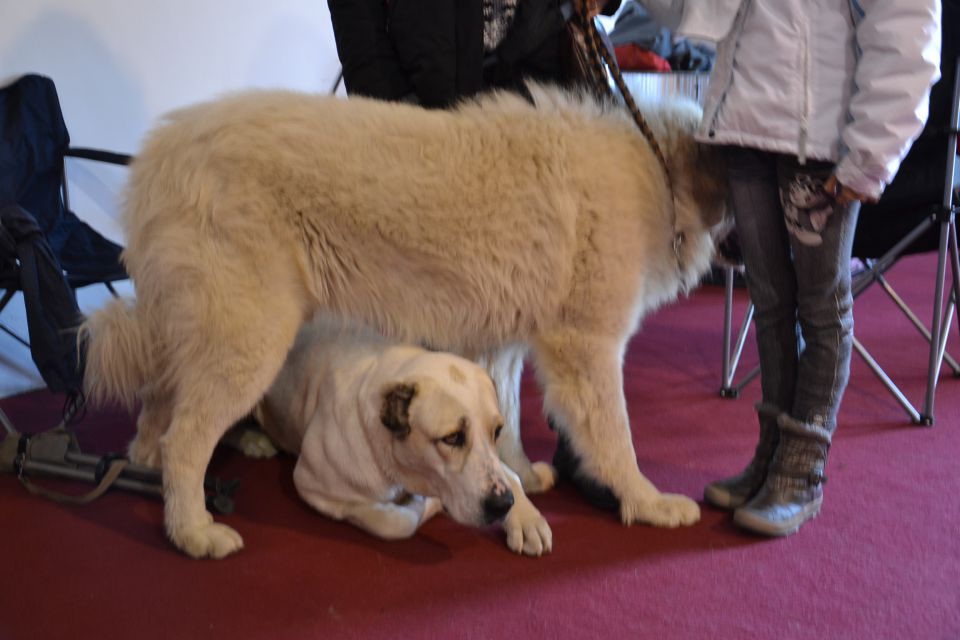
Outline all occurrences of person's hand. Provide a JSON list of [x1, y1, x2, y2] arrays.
[[823, 175, 878, 206], [572, 0, 605, 18]]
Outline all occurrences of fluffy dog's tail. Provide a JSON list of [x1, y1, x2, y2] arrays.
[[80, 298, 155, 409]]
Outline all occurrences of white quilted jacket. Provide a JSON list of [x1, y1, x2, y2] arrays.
[[642, 0, 942, 199]]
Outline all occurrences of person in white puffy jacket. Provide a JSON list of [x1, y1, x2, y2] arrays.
[[634, 0, 942, 536]]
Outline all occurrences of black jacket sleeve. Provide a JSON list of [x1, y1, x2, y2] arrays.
[[388, 0, 462, 108], [327, 0, 412, 101]]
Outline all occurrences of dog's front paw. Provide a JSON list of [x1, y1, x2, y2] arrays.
[[621, 492, 700, 528], [503, 500, 553, 557], [169, 519, 244, 559], [522, 461, 558, 494]]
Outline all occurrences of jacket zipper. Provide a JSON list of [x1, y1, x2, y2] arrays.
[[798, 12, 812, 164]]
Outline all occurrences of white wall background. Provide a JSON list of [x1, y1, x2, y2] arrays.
[[1, 0, 343, 397]]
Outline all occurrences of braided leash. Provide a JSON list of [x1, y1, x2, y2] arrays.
[[574, 2, 686, 268]]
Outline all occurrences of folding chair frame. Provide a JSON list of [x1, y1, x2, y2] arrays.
[[0, 147, 130, 347]]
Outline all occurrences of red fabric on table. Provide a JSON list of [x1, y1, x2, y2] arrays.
[[615, 43, 671, 72]]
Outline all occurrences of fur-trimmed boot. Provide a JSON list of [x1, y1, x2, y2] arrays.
[[703, 403, 780, 509], [732, 412, 831, 536]]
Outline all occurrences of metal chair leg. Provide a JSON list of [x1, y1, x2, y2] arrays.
[[720, 265, 756, 398], [921, 217, 959, 424]]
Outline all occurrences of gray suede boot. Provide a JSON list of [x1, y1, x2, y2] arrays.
[[703, 403, 780, 510], [733, 412, 831, 536]]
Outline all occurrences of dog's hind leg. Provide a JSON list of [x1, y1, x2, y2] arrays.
[[532, 329, 700, 528], [220, 420, 279, 459], [478, 347, 556, 495], [128, 383, 172, 468], [161, 403, 248, 558], [158, 293, 303, 559]]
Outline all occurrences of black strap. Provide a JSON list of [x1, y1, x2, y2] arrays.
[[65, 147, 132, 166]]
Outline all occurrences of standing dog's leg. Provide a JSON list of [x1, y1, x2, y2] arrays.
[[158, 288, 303, 559], [479, 346, 556, 494], [532, 330, 700, 528], [161, 404, 247, 558]]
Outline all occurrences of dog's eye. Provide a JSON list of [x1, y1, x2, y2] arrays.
[[440, 431, 465, 448], [494, 424, 503, 440]]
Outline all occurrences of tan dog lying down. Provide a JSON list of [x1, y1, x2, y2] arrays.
[[253, 317, 551, 556], [81, 82, 726, 558]]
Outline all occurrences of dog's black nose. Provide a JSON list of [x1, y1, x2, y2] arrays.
[[483, 489, 515, 523]]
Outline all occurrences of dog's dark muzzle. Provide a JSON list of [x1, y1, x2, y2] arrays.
[[482, 489, 515, 523]]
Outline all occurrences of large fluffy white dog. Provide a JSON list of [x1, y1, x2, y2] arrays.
[[254, 316, 552, 556], [82, 83, 726, 558]]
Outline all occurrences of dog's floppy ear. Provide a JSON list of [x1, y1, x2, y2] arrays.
[[380, 382, 418, 439]]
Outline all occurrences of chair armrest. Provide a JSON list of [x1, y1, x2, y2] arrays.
[[65, 147, 132, 166]]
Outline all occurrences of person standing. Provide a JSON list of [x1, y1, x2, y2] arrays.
[[640, 0, 942, 535]]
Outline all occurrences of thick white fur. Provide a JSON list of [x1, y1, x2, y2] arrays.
[[81, 83, 726, 558], [255, 316, 551, 556]]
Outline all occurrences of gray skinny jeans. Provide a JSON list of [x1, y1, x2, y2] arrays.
[[724, 146, 861, 434]]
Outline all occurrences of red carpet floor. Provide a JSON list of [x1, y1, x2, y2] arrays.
[[1, 253, 958, 640]]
